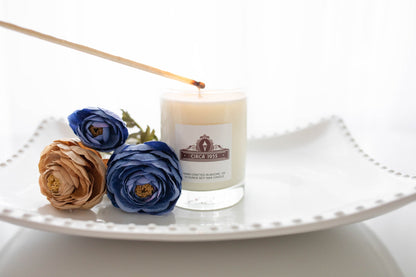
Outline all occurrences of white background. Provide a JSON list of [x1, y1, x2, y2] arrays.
[[1, 0, 415, 161]]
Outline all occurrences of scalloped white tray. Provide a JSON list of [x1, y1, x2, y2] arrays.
[[0, 117, 415, 241]]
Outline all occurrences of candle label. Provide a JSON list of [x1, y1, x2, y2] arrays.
[[175, 123, 232, 183]]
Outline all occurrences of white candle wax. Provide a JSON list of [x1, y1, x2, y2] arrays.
[[161, 90, 246, 191]]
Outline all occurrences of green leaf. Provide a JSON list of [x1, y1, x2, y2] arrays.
[[140, 125, 156, 143], [121, 109, 138, 128], [128, 132, 141, 139], [121, 109, 158, 144]]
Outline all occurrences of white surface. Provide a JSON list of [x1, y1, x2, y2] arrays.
[[0, 118, 415, 276], [0, 211, 414, 277], [0, 117, 415, 242]]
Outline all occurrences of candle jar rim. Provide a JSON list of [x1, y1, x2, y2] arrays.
[[164, 88, 244, 93], [161, 88, 246, 103]]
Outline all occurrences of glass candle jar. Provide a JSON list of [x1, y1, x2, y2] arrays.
[[161, 90, 246, 210]]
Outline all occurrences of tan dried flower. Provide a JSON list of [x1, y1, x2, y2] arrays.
[[38, 139, 106, 210]]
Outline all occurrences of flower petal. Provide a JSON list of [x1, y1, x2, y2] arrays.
[[106, 142, 182, 215]]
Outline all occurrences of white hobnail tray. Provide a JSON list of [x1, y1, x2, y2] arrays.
[[0, 116, 415, 241]]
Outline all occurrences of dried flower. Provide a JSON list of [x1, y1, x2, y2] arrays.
[[106, 141, 182, 215], [38, 139, 106, 210], [68, 108, 128, 152]]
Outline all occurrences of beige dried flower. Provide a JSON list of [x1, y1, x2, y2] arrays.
[[38, 139, 106, 210]]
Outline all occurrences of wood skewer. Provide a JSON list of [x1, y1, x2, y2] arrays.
[[0, 20, 205, 89]]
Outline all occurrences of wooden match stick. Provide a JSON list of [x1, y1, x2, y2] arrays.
[[0, 20, 205, 89]]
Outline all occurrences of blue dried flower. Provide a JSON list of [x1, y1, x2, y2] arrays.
[[68, 108, 128, 152], [106, 141, 182, 215]]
